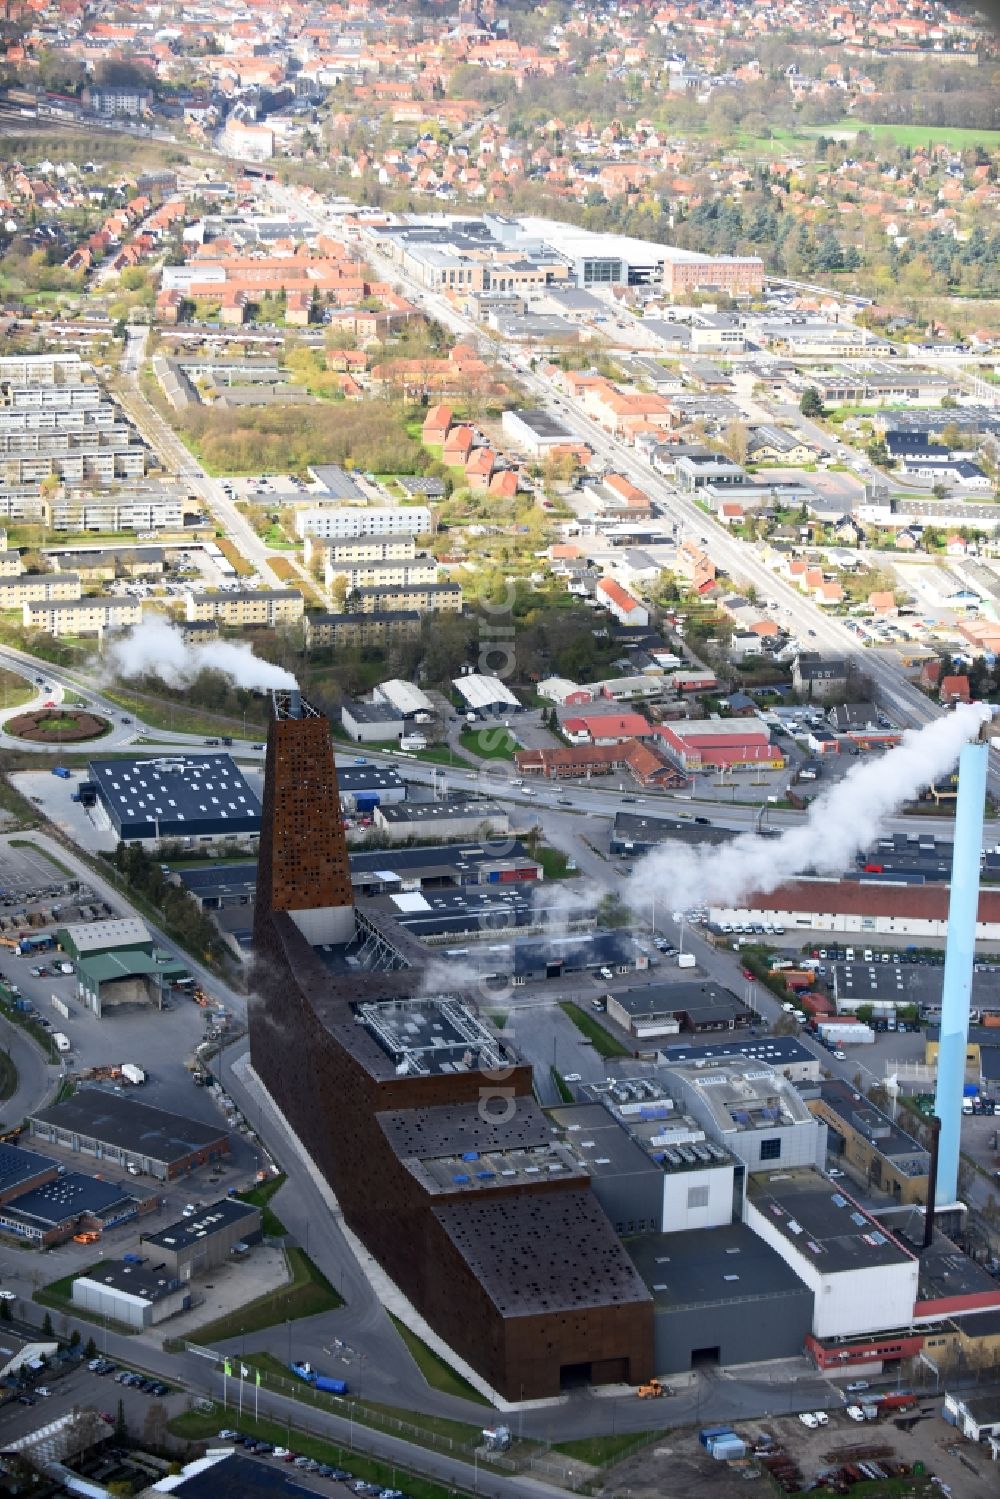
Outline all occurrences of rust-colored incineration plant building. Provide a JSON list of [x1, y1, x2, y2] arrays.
[[250, 692, 653, 1399]]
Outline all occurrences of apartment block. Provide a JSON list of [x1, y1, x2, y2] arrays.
[[302, 535, 417, 569], [0, 354, 86, 385], [324, 555, 439, 592], [185, 589, 305, 627], [294, 506, 431, 541], [304, 610, 421, 651], [0, 573, 81, 610], [0, 438, 145, 486], [346, 582, 462, 615], [46, 496, 186, 533], [23, 598, 143, 637]]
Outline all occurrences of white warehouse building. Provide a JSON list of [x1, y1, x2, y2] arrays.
[[745, 1167, 920, 1339], [453, 672, 521, 718]]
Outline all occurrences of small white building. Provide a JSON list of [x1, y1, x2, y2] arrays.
[[72, 1263, 190, 1330], [943, 1392, 1000, 1449], [538, 676, 594, 707]]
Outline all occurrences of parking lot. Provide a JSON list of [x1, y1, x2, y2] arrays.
[[12, 773, 120, 853], [0, 1353, 185, 1445]]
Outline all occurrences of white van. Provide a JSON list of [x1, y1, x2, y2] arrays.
[[52, 1032, 71, 1053]]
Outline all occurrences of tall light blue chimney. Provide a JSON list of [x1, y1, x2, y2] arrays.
[[932, 734, 989, 1207]]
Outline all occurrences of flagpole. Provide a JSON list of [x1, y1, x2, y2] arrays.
[[223, 1358, 230, 1409], [255, 1369, 260, 1422]]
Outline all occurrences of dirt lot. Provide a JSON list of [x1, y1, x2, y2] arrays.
[[602, 1405, 997, 1499]]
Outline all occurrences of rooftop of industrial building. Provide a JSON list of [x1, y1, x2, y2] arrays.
[[612, 810, 732, 848], [78, 949, 188, 985], [609, 980, 751, 1027], [356, 994, 509, 1078], [874, 1208, 1000, 1303], [662, 1036, 818, 1070], [7, 1172, 138, 1228], [378, 1098, 552, 1160], [554, 1099, 734, 1179], [628, 1222, 813, 1312], [155, 1450, 320, 1496], [0, 1143, 58, 1196], [814, 1079, 930, 1174], [376, 800, 506, 824], [58, 916, 150, 954], [340, 698, 403, 725], [550, 1103, 667, 1180], [667, 1058, 815, 1135], [407, 1139, 586, 1196], [30, 1090, 230, 1163], [433, 1189, 653, 1317], [747, 1167, 917, 1273], [333, 763, 406, 792], [507, 408, 575, 439], [143, 1196, 261, 1252], [76, 1261, 183, 1301], [358, 882, 586, 938], [179, 839, 541, 906], [86, 755, 260, 829]]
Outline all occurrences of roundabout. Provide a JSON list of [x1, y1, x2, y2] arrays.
[[5, 707, 112, 743]]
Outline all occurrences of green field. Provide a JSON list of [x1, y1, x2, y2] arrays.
[[235, 1173, 287, 1236], [247, 1350, 487, 1441], [167, 1405, 473, 1499], [459, 726, 518, 760], [742, 117, 1000, 155], [387, 1314, 491, 1405], [559, 1001, 631, 1059], [0, 668, 33, 710], [554, 1432, 656, 1466], [531, 844, 578, 880]]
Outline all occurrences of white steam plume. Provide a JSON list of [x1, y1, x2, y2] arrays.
[[105, 616, 297, 692], [628, 703, 991, 916]]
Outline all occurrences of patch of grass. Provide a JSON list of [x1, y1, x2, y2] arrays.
[[550, 1067, 573, 1104], [559, 1001, 630, 1059], [214, 537, 254, 576], [102, 686, 253, 738], [246, 1352, 484, 1448], [387, 1314, 490, 1406], [187, 1247, 342, 1345], [532, 844, 577, 880], [8, 840, 74, 877], [0, 668, 33, 710], [0, 981, 62, 1058], [459, 727, 518, 760], [235, 1173, 287, 1236], [0, 1048, 16, 1102], [554, 1432, 656, 1466], [167, 1405, 474, 1499]]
